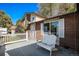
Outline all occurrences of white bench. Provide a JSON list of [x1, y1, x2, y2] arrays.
[[37, 34, 57, 56]]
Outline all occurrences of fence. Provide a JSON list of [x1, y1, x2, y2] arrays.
[[0, 33, 26, 45]]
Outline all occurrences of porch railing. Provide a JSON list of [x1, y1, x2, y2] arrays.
[[0, 33, 26, 45]]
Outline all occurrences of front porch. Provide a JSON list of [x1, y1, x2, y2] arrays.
[[0, 33, 79, 56], [5, 40, 79, 56]]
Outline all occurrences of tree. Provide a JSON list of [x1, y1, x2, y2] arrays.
[[16, 19, 22, 26], [15, 13, 29, 33], [0, 10, 13, 33], [39, 3, 76, 17]]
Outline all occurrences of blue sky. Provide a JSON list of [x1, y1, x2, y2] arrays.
[[0, 3, 39, 25]]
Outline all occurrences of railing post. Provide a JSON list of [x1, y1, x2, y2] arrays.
[[26, 31, 28, 41]]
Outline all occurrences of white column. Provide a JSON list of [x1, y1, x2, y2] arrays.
[[26, 31, 28, 41], [11, 30, 15, 36], [41, 23, 44, 35]]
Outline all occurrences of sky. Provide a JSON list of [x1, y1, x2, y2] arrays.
[[0, 3, 39, 25]]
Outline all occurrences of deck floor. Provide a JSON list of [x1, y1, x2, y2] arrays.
[[5, 40, 79, 56]]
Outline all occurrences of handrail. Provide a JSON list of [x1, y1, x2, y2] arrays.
[[0, 33, 26, 44], [0, 33, 26, 36]]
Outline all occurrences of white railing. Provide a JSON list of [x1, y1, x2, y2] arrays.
[[0, 33, 26, 44]]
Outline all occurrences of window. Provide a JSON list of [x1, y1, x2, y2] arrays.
[[31, 16, 35, 22], [44, 21, 58, 35], [51, 21, 58, 35], [44, 23, 49, 32], [43, 19, 64, 38]]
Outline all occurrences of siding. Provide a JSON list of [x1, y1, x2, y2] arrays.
[[60, 13, 77, 50], [76, 12, 79, 51]]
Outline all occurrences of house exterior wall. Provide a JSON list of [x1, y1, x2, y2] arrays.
[[35, 15, 45, 22], [28, 22, 43, 40], [27, 14, 44, 40], [76, 12, 79, 52], [40, 12, 79, 51], [26, 13, 79, 51], [28, 23, 36, 40], [30, 14, 45, 23], [35, 21, 43, 40], [60, 13, 78, 50]]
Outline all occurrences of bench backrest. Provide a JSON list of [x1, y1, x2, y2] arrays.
[[42, 34, 57, 46]]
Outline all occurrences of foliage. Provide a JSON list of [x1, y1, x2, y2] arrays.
[[15, 25, 25, 33], [39, 3, 76, 17], [15, 14, 29, 33], [0, 10, 13, 33], [16, 19, 22, 26], [16, 19, 24, 33]]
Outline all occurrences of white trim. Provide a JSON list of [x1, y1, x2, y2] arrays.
[[58, 19, 64, 38], [41, 23, 44, 34], [26, 31, 28, 41]]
